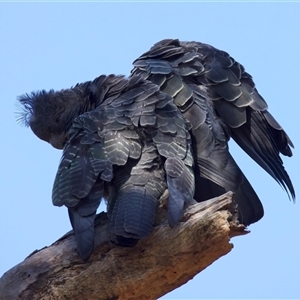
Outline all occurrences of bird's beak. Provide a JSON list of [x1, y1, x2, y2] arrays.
[[49, 134, 65, 150]]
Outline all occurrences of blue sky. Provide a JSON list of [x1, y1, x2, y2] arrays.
[[0, 3, 299, 299]]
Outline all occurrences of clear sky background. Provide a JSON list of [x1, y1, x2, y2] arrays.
[[0, 2, 299, 299]]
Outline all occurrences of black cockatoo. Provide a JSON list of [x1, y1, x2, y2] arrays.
[[18, 74, 195, 260], [131, 39, 295, 226], [17, 38, 295, 260]]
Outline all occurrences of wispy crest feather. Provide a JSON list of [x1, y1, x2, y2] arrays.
[[15, 93, 36, 127]]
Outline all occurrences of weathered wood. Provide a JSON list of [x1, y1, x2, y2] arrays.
[[0, 192, 247, 300]]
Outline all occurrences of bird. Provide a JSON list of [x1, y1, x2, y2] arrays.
[[131, 38, 295, 226], [17, 38, 295, 260], [17, 74, 195, 260]]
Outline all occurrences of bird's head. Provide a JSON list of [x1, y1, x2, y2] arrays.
[[17, 89, 84, 149]]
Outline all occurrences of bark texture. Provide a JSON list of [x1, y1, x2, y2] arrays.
[[0, 192, 247, 300]]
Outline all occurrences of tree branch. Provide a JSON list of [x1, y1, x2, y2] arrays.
[[0, 192, 247, 300]]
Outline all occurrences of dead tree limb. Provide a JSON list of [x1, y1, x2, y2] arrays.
[[0, 192, 247, 300]]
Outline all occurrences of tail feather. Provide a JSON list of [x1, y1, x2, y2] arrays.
[[68, 182, 103, 260], [68, 207, 97, 260], [197, 145, 264, 225], [108, 145, 166, 245], [233, 173, 264, 226], [111, 186, 159, 239], [165, 157, 195, 227]]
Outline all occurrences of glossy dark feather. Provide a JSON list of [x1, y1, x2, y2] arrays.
[[165, 157, 195, 227], [132, 38, 295, 226], [108, 141, 166, 244], [18, 38, 295, 261], [68, 181, 104, 260], [19, 73, 194, 259]]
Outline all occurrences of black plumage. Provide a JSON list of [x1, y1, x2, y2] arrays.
[[18, 74, 194, 260], [17, 38, 295, 260], [131, 39, 295, 226]]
